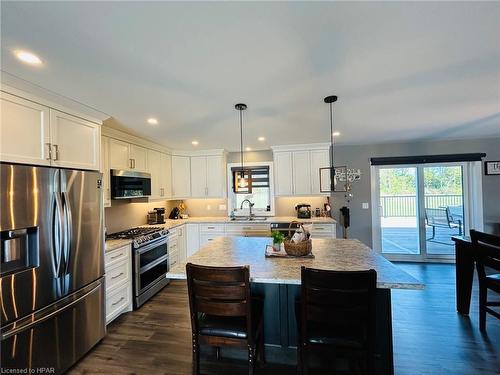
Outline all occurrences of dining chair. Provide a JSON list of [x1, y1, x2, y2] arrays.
[[470, 230, 500, 331], [297, 267, 377, 375], [186, 263, 265, 375]]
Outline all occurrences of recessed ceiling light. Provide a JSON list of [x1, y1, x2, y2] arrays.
[[147, 118, 158, 125], [258, 137, 265, 142], [192, 140, 199, 145], [14, 50, 42, 65], [332, 132, 341, 137], [245, 147, 252, 151]]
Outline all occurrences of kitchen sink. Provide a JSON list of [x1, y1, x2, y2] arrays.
[[230, 217, 268, 222]]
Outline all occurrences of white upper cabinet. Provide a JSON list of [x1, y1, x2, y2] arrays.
[[161, 153, 172, 199], [147, 149, 162, 199], [274, 152, 293, 196], [172, 155, 191, 198], [129, 144, 148, 172], [101, 136, 111, 207], [310, 149, 330, 195], [0, 92, 51, 166], [206, 155, 224, 197], [190, 156, 207, 198], [292, 150, 311, 195], [190, 155, 225, 198], [272, 144, 330, 197], [108, 138, 131, 170], [50, 109, 100, 170], [1, 90, 101, 170], [109, 139, 148, 172]]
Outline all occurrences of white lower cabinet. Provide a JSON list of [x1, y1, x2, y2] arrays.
[[310, 223, 337, 238], [224, 223, 271, 237], [186, 223, 200, 257], [105, 244, 133, 324]]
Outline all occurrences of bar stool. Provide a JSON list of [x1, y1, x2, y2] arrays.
[[186, 263, 265, 375], [296, 267, 377, 375], [470, 230, 500, 331]]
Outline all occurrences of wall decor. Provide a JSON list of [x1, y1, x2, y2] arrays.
[[485, 161, 500, 175]]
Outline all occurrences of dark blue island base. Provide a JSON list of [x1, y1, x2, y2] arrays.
[[206, 283, 393, 375]]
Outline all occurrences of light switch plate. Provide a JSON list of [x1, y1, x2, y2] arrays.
[[362, 202, 369, 209]]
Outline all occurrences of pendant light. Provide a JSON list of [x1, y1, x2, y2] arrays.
[[320, 95, 339, 192], [233, 103, 252, 193]]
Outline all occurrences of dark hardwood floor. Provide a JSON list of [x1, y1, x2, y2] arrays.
[[69, 263, 500, 375]]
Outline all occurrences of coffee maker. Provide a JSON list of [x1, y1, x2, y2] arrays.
[[295, 203, 312, 219], [148, 207, 166, 224]]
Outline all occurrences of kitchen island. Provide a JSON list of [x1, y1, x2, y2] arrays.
[[167, 236, 423, 374]]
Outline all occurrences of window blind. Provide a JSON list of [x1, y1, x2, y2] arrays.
[[370, 153, 486, 166], [231, 166, 270, 188]]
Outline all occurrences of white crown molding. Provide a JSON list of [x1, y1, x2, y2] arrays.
[[102, 125, 172, 154], [270, 142, 331, 152], [0, 80, 108, 124], [172, 149, 227, 157]]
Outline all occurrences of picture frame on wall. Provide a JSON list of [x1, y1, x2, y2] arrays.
[[485, 161, 500, 175]]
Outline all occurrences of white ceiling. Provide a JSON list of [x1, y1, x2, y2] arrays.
[[1, 1, 499, 151]]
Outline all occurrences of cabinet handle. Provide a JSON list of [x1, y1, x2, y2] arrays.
[[207, 226, 215, 229], [111, 272, 124, 280], [243, 227, 252, 230], [53, 144, 59, 161], [110, 253, 122, 260], [129, 159, 133, 169], [46, 143, 52, 160], [133, 159, 136, 169], [111, 297, 125, 306]]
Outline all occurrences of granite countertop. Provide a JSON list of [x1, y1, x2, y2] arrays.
[[105, 238, 132, 252], [166, 236, 424, 290]]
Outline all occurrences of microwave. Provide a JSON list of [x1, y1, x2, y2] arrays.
[[111, 169, 151, 199]]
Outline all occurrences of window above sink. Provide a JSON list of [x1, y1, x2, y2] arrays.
[[227, 161, 275, 217]]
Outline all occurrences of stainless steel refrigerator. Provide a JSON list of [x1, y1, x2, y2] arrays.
[[1, 163, 105, 373]]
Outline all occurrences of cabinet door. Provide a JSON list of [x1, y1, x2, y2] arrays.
[[147, 149, 162, 199], [0, 92, 51, 165], [186, 224, 200, 257], [177, 225, 187, 262], [274, 152, 293, 196], [50, 109, 100, 170], [206, 155, 224, 198], [101, 136, 111, 207], [109, 138, 131, 170], [310, 149, 330, 195], [190, 156, 207, 198], [130, 144, 148, 172], [172, 156, 191, 198], [161, 153, 172, 199], [292, 151, 311, 195]]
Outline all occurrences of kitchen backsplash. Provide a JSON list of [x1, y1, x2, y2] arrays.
[[105, 196, 330, 233], [105, 200, 180, 234]]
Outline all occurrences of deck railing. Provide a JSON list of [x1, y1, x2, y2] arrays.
[[380, 194, 462, 217]]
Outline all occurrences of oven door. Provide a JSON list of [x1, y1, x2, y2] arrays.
[[134, 238, 168, 295]]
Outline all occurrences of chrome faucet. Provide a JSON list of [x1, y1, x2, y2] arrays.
[[240, 199, 255, 220]]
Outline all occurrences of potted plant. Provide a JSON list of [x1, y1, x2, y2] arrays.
[[271, 230, 285, 251]]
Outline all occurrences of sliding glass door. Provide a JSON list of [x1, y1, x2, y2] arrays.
[[373, 163, 467, 261]]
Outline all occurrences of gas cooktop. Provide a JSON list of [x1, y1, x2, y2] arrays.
[[107, 226, 169, 248]]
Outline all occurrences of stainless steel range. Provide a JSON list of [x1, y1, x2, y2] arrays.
[[107, 226, 169, 308]]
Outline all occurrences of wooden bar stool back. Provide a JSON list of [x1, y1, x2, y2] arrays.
[[298, 267, 377, 375], [186, 263, 264, 375]]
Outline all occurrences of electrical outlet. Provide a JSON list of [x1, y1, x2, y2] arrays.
[[362, 202, 369, 209], [219, 204, 227, 211]]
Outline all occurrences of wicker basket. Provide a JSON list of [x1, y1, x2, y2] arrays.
[[283, 221, 312, 257]]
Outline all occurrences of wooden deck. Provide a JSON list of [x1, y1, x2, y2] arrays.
[[382, 226, 460, 255], [69, 263, 500, 375]]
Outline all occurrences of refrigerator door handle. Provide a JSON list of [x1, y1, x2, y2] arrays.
[[54, 192, 65, 277], [62, 191, 73, 275]]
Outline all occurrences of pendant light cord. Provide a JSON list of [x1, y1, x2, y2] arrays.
[[330, 102, 335, 168], [239, 109, 244, 168]]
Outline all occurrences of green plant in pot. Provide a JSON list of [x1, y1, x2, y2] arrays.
[[271, 230, 285, 251]]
